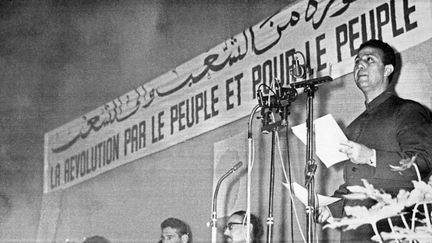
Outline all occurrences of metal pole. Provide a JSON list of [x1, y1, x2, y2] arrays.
[[266, 130, 276, 243], [305, 84, 317, 243]]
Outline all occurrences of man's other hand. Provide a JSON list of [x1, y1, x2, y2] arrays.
[[316, 206, 332, 224], [340, 140, 375, 165]]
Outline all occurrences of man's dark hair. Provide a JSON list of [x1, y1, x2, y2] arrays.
[[359, 39, 396, 67], [160, 217, 191, 242], [231, 210, 264, 243], [83, 235, 110, 243]]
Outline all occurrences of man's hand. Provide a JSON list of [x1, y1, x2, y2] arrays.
[[316, 206, 332, 223], [340, 140, 374, 165]]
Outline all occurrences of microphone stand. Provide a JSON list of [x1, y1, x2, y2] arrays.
[[304, 83, 317, 243], [288, 72, 332, 243], [258, 83, 297, 243], [289, 52, 332, 242], [210, 161, 243, 243], [266, 129, 276, 243]]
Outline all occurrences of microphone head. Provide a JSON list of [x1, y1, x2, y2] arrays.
[[291, 51, 307, 81], [233, 161, 243, 171]]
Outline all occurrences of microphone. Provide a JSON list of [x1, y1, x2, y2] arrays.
[[289, 50, 333, 88], [209, 161, 243, 243], [292, 55, 306, 80], [212, 162, 243, 209], [290, 51, 307, 82], [232, 161, 243, 171], [211, 162, 243, 211], [222, 161, 243, 178], [289, 76, 333, 89], [256, 78, 297, 133]]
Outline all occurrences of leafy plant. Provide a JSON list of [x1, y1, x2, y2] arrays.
[[324, 155, 432, 243]]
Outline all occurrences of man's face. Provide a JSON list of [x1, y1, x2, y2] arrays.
[[353, 46, 389, 94], [223, 214, 250, 243], [161, 227, 185, 243]]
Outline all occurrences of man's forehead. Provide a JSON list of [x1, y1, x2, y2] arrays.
[[357, 46, 383, 58], [228, 214, 244, 223], [162, 226, 178, 235]]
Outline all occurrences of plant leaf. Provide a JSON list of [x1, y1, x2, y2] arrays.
[[390, 154, 417, 172]]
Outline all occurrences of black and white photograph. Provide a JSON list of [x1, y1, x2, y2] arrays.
[[1, 0, 432, 242]]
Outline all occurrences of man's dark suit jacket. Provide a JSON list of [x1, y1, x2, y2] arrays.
[[328, 91, 432, 242]]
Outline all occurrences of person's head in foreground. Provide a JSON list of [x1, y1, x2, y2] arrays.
[[160, 217, 191, 243], [223, 210, 263, 243]]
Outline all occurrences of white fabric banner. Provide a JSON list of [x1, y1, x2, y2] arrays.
[[44, 0, 432, 193]]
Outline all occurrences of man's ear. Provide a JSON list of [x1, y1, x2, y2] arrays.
[[181, 234, 189, 243], [384, 64, 394, 77]]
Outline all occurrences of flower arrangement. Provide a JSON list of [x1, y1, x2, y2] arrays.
[[324, 155, 432, 242]]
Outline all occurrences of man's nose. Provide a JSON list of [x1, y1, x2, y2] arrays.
[[355, 60, 366, 70]]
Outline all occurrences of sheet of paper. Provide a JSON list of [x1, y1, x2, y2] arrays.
[[284, 182, 341, 207], [291, 114, 348, 167]]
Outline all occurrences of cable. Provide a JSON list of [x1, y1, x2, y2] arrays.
[[285, 113, 295, 242], [246, 104, 260, 243], [271, 112, 306, 243]]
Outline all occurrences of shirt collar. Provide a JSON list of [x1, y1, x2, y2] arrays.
[[364, 91, 394, 111]]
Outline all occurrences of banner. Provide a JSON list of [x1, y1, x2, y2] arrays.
[[44, 0, 432, 193]]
